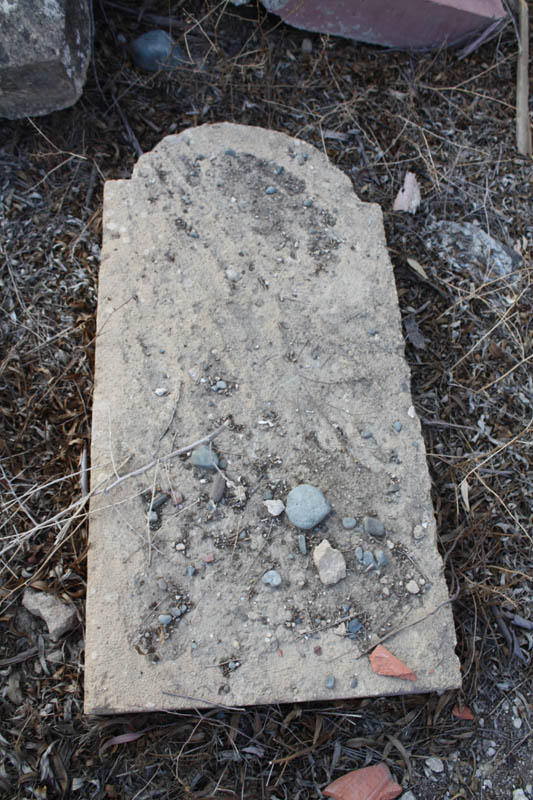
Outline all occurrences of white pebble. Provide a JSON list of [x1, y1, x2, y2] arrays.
[[406, 579, 420, 594], [264, 499, 285, 517], [425, 756, 444, 773], [155, 387, 169, 396]]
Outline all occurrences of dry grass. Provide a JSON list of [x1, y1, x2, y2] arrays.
[[0, 1, 531, 797]]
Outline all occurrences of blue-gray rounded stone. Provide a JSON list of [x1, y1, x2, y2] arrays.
[[342, 516, 357, 530], [129, 30, 185, 72], [263, 570, 282, 587], [158, 614, 172, 626], [191, 444, 219, 470], [363, 516, 385, 538], [285, 484, 331, 530]]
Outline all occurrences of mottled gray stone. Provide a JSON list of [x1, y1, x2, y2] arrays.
[[285, 484, 331, 530], [363, 516, 386, 538], [0, 0, 91, 119], [22, 588, 77, 641], [190, 444, 219, 470]]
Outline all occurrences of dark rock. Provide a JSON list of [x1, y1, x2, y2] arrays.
[[129, 30, 185, 72]]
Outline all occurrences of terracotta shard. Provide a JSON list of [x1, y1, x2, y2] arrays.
[[258, 0, 506, 50], [324, 763, 402, 800], [452, 704, 475, 720], [369, 645, 418, 681]]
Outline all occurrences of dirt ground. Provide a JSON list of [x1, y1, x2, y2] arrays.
[[0, 2, 531, 798]]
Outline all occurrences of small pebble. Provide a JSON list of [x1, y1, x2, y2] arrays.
[[298, 534, 307, 556], [286, 484, 331, 530], [350, 677, 358, 689], [408, 405, 416, 418], [175, 542, 185, 551], [265, 186, 277, 195], [214, 380, 227, 390], [218, 458, 228, 469], [228, 660, 239, 671], [158, 614, 172, 626], [368, 327, 378, 336], [374, 549, 388, 568], [425, 757, 444, 773], [211, 473, 226, 504], [406, 579, 420, 594], [150, 493, 169, 511], [263, 570, 282, 587], [342, 517, 357, 530], [355, 546, 364, 562], [363, 517, 386, 538], [325, 675, 335, 689], [155, 387, 169, 397], [393, 420, 403, 432], [361, 430, 373, 439], [171, 607, 182, 617], [301, 37, 313, 54], [129, 30, 185, 72], [186, 565, 196, 578], [304, 197, 313, 207], [362, 551, 376, 568], [148, 511, 158, 524], [190, 444, 219, 470], [263, 489, 273, 500], [347, 619, 362, 637], [264, 499, 285, 517]]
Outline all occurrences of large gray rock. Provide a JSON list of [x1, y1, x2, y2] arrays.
[[85, 123, 460, 714], [0, 0, 91, 119]]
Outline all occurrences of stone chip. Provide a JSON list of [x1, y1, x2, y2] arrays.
[[313, 539, 346, 586]]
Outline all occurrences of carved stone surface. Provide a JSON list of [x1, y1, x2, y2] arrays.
[[85, 123, 461, 713]]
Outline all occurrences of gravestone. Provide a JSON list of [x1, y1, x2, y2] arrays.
[[0, 0, 91, 119], [85, 123, 461, 714]]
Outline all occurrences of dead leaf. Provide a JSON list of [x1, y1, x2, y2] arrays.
[[324, 763, 402, 800], [100, 732, 146, 753], [393, 172, 421, 214], [369, 645, 418, 681], [406, 257, 429, 280], [452, 704, 475, 720], [460, 479, 470, 513], [404, 315, 426, 350]]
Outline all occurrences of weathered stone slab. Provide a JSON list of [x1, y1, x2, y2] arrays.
[[0, 0, 90, 120], [85, 123, 461, 714]]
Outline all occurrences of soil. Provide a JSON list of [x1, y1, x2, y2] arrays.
[[0, 2, 531, 798]]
